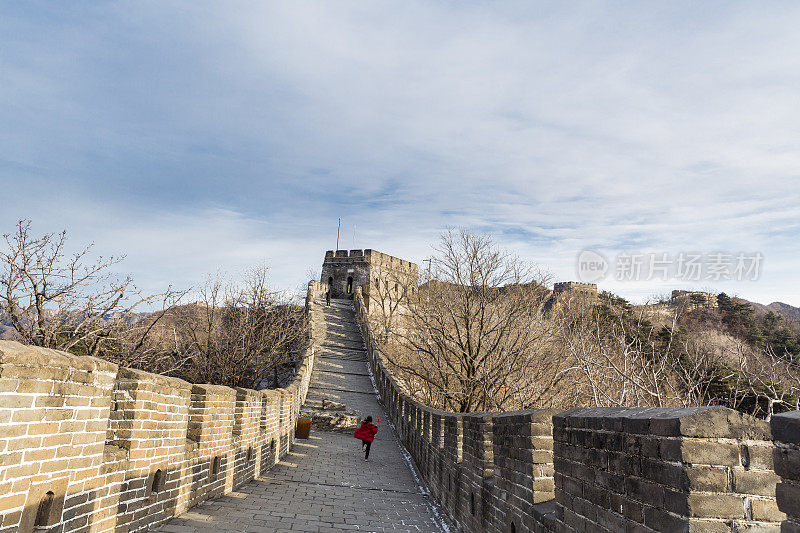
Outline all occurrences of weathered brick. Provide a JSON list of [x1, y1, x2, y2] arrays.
[[774, 446, 800, 481], [750, 498, 786, 522], [771, 411, 800, 444], [685, 466, 728, 492], [687, 493, 745, 519], [681, 439, 740, 466], [776, 482, 800, 518], [0, 493, 26, 511], [733, 469, 780, 496]]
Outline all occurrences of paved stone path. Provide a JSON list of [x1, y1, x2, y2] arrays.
[[156, 300, 446, 533]]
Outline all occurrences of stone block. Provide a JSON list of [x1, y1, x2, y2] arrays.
[[685, 466, 729, 492], [751, 498, 786, 522], [733, 469, 781, 496], [771, 412, 800, 444], [777, 482, 800, 518], [687, 493, 745, 519], [681, 439, 740, 466], [774, 447, 800, 481], [648, 406, 770, 440]]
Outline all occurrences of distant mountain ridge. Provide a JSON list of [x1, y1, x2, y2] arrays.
[[764, 301, 800, 322], [741, 300, 800, 324]]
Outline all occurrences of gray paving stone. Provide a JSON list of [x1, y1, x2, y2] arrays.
[[155, 299, 445, 533]]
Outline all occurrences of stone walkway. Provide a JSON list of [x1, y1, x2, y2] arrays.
[[156, 300, 446, 533]]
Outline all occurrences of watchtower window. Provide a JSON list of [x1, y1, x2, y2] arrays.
[[327, 276, 333, 288], [347, 276, 353, 294]]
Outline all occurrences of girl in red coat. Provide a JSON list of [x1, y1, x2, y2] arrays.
[[354, 416, 378, 461]]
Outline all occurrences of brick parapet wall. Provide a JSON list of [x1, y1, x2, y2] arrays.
[[771, 411, 800, 532], [552, 406, 783, 532], [0, 280, 323, 533], [462, 413, 494, 532], [491, 409, 559, 533], [106, 367, 192, 531], [352, 286, 796, 533]]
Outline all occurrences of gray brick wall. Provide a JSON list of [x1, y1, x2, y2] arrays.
[[772, 411, 800, 531], [353, 286, 795, 533]]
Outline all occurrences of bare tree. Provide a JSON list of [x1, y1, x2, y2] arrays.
[[734, 344, 800, 419], [367, 267, 415, 346], [382, 230, 564, 412], [0, 220, 179, 361], [165, 266, 308, 389], [554, 294, 702, 409], [670, 330, 729, 408]]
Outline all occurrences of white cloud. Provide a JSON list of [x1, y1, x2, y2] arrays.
[[1, 1, 799, 305]]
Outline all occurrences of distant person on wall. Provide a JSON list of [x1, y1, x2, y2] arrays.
[[325, 289, 331, 306], [354, 416, 378, 461]]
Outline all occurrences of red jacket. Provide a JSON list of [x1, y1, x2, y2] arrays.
[[354, 422, 377, 442]]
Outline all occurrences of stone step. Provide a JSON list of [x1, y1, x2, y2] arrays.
[[318, 350, 367, 358], [323, 329, 362, 339], [323, 337, 364, 347], [315, 298, 369, 365], [324, 323, 362, 332], [321, 343, 365, 352], [319, 347, 366, 355], [325, 322, 359, 330], [317, 356, 368, 364]]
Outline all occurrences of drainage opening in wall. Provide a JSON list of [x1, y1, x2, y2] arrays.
[[211, 456, 221, 479], [35, 491, 56, 528], [149, 468, 166, 498]]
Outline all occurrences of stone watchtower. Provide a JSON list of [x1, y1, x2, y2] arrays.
[[548, 281, 599, 311], [553, 281, 598, 301], [321, 249, 418, 311]]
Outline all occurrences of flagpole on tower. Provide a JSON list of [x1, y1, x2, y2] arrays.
[[336, 218, 341, 250]]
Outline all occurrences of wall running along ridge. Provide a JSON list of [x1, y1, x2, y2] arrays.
[[353, 287, 800, 533], [0, 281, 327, 533]]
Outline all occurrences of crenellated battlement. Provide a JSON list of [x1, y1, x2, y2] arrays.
[[323, 248, 417, 269], [0, 281, 326, 533], [321, 249, 418, 307], [553, 281, 598, 293]]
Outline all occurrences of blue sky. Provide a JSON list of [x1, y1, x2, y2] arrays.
[[2, 2, 799, 305]]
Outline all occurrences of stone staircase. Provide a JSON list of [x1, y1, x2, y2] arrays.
[[302, 298, 375, 428]]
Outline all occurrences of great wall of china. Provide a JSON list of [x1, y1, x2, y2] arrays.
[[0, 250, 798, 533], [352, 286, 800, 533]]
